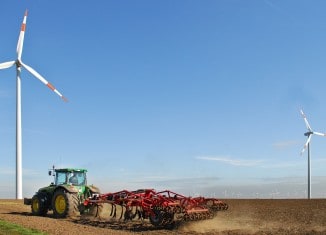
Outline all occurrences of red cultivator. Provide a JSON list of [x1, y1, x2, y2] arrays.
[[84, 189, 228, 228]]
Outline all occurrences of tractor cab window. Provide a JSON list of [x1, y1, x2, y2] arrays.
[[68, 172, 86, 186], [55, 172, 68, 185], [55, 171, 86, 186]]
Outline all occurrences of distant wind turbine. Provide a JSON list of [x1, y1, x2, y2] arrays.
[[0, 10, 67, 199], [300, 109, 326, 199]]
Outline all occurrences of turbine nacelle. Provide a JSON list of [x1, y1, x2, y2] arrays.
[[304, 131, 313, 137], [16, 59, 22, 67]]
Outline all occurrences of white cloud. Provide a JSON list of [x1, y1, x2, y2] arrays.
[[0, 167, 41, 176], [272, 140, 298, 149], [0, 167, 15, 175], [261, 161, 302, 169], [196, 156, 263, 167]]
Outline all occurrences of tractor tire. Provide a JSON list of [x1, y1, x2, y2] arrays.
[[31, 193, 49, 216], [52, 189, 79, 218]]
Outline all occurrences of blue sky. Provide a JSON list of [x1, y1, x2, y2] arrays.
[[1, 0, 326, 198]]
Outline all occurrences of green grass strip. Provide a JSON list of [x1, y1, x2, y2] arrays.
[[0, 219, 47, 235]]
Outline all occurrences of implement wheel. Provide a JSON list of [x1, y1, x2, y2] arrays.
[[149, 208, 165, 227], [52, 189, 79, 218], [31, 193, 48, 216]]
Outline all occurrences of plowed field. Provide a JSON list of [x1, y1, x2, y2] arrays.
[[0, 199, 325, 234]]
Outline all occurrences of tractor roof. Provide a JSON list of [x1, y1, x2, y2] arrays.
[[55, 168, 87, 173]]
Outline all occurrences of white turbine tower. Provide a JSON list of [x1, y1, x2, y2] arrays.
[[300, 109, 326, 199], [0, 10, 67, 199]]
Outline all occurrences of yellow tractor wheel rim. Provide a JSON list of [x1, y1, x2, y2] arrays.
[[55, 195, 66, 214], [32, 198, 39, 212]]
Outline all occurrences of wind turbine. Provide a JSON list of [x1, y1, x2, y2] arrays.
[[0, 10, 67, 199], [300, 109, 326, 199]]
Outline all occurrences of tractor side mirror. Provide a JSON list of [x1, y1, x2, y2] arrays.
[[48, 170, 52, 176]]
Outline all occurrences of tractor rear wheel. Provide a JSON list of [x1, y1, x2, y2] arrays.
[[52, 189, 79, 218], [31, 193, 48, 216]]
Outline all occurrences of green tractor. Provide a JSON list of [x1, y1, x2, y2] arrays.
[[24, 167, 100, 218]]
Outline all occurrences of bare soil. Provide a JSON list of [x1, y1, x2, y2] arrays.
[[0, 199, 325, 234]]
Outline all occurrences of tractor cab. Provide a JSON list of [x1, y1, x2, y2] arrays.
[[49, 168, 87, 186]]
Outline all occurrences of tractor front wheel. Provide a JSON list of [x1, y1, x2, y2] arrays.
[[31, 193, 48, 216], [52, 189, 79, 218]]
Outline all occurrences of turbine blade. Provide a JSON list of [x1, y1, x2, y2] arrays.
[[313, 131, 326, 137], [20, 61, 68, 102], [0, 61, 16, 69], [301, 135, 312, 155], [16, 10, 28, 60], [300, 109, 312, 131]]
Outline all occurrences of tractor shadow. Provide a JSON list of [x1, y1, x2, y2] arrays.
[[6, 212, 30, 216], [6, 211, 59, 219]]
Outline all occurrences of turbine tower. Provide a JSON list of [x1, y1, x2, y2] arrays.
[[0, 10, 67, 199], [300, 109, 326, 199]]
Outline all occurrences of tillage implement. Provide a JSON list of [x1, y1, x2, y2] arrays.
[[84, 188, 228, 228]]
